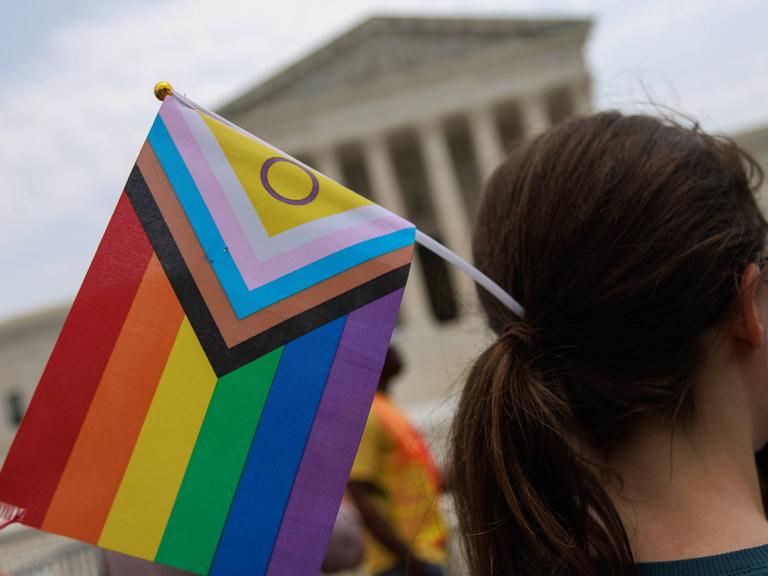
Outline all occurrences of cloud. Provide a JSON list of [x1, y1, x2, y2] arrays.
[[590, 0, 768, 129]]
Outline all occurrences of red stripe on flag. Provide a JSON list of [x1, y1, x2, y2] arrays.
[[41, 255, 184, 543], [0, 192, 153, 527]]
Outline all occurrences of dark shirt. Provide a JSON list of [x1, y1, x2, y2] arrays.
[[635, 545, 768, 576]]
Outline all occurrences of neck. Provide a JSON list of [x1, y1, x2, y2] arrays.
[[606, 350, 768, 562]]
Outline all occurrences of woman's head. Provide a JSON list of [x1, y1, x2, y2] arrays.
[[451, 112, 766, 575]]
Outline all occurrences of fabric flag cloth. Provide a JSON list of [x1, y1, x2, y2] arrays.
[[0, 94, 414, 575]]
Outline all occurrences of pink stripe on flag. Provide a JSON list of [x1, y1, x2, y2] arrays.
[[159, 98, 256, 283]]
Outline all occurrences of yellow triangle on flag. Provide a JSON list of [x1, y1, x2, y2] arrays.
[[201, 114, 372, 237]]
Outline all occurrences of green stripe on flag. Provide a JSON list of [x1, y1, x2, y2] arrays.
[[154, 347, 283, 574]]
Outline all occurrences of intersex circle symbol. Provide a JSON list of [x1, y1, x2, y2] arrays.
[[260, 157, 319, 206]]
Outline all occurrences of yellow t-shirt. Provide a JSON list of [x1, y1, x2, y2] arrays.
[[350, 393, 447, 574]]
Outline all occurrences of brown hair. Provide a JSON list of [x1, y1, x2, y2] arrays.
[[450, 112, 766, 576]]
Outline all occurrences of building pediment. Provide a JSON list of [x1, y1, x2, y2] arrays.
[[220, 16, 591, 116]]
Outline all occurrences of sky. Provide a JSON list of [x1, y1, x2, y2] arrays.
[[1, 0, 767, 321]]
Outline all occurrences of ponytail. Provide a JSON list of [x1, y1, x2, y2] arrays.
[[450, 323, 634, 576]]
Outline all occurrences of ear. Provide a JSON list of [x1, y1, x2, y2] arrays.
[[731, 263, 765, 349]]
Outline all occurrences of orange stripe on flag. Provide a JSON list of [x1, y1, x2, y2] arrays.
[[42, 254, 184, 543], [98, 317, 217, 559]]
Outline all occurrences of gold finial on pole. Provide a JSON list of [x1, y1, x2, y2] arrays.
[[153, 82, 174, 101]]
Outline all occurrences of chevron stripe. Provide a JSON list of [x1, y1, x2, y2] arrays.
[[125, 165, 410, 377]]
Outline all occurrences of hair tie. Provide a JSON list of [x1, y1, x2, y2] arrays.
[[500, 322, 537, 356]]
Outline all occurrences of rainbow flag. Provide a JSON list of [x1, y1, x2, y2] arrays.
[[0, 94, 413, 575]]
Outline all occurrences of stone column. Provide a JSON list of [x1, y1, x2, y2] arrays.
[[417, 119, 475, 310], [468, 105, 504, 181], [570, 77, 593, 115], [363, 133, 434, 325], [313, 146, 344, 183], [521, 93, 550, 138]]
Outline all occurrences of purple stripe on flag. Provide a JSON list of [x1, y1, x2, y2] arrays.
[[265, 288, 405, 576]]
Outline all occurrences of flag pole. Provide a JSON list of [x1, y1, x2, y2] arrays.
[[153, 81, 174, 101], [414, 230, 524, 318]]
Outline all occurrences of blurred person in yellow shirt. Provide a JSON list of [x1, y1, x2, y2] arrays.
[[348, 347, 447, 576]]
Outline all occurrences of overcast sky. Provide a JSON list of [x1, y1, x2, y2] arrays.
[[1, 0, 766, 322]]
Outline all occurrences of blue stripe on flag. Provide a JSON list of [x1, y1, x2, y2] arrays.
[[147, 117, 415, 319], [209, 316, 346, 576]]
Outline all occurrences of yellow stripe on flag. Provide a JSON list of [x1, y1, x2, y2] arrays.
[[201, 113, 372, 237], [98, 317, 217, 559]]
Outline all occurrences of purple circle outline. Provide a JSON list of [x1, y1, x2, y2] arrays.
[[260, 157, 319, 206]]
